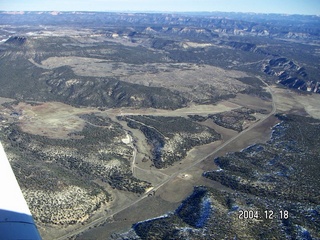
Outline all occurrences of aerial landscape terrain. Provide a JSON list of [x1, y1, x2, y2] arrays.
[[0, 9, 319, 239]]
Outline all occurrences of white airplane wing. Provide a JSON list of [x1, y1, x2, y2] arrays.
[[0, 142, 41, 240]]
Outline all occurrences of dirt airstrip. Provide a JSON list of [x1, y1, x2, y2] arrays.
[[3, 85, 319, 240]]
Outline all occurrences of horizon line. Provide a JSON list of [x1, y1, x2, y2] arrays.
[[0, 10, 319, 17]]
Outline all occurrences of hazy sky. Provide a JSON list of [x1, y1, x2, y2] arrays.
[[1, 0, 320, 15]]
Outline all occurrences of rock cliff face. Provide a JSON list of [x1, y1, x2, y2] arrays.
[[264, 58, 320, 93], [5, 36, 27, 45]]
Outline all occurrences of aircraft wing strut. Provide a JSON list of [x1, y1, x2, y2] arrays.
[[0, 142, 41, 240]]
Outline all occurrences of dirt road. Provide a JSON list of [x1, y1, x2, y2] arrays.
[[56, 76, 276, 240]]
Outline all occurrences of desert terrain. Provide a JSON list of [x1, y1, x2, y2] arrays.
[[0, 11, 319, 239]]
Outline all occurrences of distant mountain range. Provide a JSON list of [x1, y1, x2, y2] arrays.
[[0, 11, 319, 40], [1, 11, 319, 94]]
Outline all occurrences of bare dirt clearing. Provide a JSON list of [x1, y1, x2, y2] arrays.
[[158, 177, 195, 203], [181, 41, 214, 48], [229, 93, 272, 112], [122, 64, 249, 95], [0, 97, 15, 105], [271, 86, 320, 119], [12, 102, 96, 139]]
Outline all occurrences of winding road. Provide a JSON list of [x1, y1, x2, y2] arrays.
[[57, 76, 276, 240]]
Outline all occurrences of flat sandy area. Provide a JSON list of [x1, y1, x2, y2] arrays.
[[12, 102, 96, 139], [271, 85, 320, 119]]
